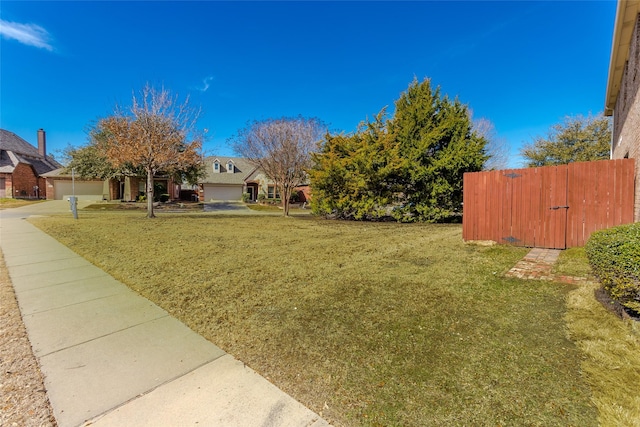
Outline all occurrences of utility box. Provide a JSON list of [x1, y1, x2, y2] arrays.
[[68, 196, 78, 219]]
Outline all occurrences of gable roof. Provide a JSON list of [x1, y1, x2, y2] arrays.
[[200, 156, 258, 185], [605, 0, 640, 115], [0, 129, 61, 175]]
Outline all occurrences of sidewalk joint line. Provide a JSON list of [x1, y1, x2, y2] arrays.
[[38, 313, 171, 358]]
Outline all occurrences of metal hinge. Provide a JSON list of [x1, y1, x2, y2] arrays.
[[504, 173, 522, 179], [549, 205, 569, 210]]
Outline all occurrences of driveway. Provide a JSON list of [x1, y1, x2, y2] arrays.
[[202, 201, 257, 215]]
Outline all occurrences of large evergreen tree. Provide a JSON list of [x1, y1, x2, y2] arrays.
[[310, 78, 488, 222], [391, 78, 488, 221], [310, 110, 405, 220]]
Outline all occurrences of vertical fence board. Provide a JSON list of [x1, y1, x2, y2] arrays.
[[613, 160, 624, 226], [566, 162, 584, 247], [621, 159, 635, 223], [525, 168, 539, 247]]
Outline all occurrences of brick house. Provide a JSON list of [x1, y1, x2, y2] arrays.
[[605, 0, 640, 221], [0, 129, 61, 199]]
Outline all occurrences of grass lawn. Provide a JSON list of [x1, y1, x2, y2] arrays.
[[246, 203, 312, 215], [83, 201, 204, 211], [556, 249, 640, 427], [31, 212, 600, 426], [0, 198, 46, 209]]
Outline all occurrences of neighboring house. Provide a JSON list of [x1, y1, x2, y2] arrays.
[[605, 0, 640, 221], [42, 168, 108, 200], [199, 156, 280, 202], [43, 169, 180, 202], [0, 129, 61, 198]]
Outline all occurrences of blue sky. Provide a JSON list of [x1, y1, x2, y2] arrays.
[[1, 1, 617, 167]]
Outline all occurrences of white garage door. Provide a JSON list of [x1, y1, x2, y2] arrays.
[[203, 185, 243, 201], [54, 180, 104, 200]]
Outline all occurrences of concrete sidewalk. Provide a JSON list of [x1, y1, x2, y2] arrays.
[[0, 210, 329, 426]]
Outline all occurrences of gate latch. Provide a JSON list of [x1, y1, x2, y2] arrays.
[[549, 205, 569, 210]]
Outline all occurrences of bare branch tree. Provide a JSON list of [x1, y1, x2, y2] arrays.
[[472, 116, 510, 170], [93, 84, 204, 218], [231, 116, 326, 216]]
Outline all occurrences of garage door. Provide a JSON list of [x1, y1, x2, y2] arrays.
[[54, 180, 105, 200], [203, 184, 243, 201]]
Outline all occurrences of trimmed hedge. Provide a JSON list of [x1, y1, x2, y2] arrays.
[[585, 222, 640, 315]]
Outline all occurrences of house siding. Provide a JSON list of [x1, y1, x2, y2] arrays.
[[611, 13, 640, 222]]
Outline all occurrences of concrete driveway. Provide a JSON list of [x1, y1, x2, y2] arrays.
[[203, 201, 257, 214], [0, 200, 94, 219]]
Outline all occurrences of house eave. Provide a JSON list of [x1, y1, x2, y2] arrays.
[[605, 0, 640, 116]]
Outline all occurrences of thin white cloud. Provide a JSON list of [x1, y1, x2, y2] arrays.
[[198, 76, 214, 92], [0, 19, 53, 51]]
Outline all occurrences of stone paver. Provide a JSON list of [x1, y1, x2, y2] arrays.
[[505, 248, 561, 281], [505, 247, 596, 285]]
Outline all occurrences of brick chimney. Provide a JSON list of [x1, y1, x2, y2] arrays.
[[37, 129, 46, 157]]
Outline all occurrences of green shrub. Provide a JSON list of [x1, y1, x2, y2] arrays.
[[242, 192, 250, 202], [585, 223, 640, 314], [257, 193, 266, 203]]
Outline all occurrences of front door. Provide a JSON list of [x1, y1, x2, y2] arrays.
[[247, 186, 255, 201]]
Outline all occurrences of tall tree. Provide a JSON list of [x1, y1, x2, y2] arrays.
[[310, 110, 405, 220], [311, 78, 488, 222], [92, 84, 204, 218], [62, 134, 143, 180], [230, 116, 326, 216], [520, 114, 611, 167], [63, 144, 121, 180], [390, 78, 488, 222]]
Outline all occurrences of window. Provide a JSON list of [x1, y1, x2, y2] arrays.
[[213, 161, 220, 173], [267, 185, 280, 199], [227, 161, 234, 173]]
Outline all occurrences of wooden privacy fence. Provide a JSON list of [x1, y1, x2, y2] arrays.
[[463, 159, 635, 249]]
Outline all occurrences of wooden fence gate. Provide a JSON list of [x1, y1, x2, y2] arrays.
[[463, 159, 635, 249]]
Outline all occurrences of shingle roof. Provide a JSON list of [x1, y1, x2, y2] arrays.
[[200, 156, 258, 184], [0, 129, 61, 175], [40, 168, 67, 178], [0, 129, 41, 156]]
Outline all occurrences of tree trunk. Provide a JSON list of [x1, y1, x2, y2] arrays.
[[282, 185, 290, 216], [146, 167, 155, 218]]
